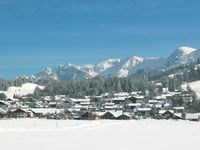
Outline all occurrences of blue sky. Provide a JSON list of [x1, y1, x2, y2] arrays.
[[0, 0, 200, 79]]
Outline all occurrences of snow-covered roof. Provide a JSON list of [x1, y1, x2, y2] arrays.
[[155, 83, 162, 86], [149, 100, 158, 103], [114, 92, 129, 97], [105, 103, 115, 106], [174, 113, 183, 118], [155, 104, 162, 108], [103, 111, 123, 118], [105, 105, 117, 110], [110, 97, 127, 101], [31, 108, 64, 114], [135, 95, 144, 99], [185, 113, 200, 120], [159, 110, 174, 114], [74, 104, 88, 109], [69, 98, 90, 103], [128, 103, 142, 107], [0, 108, 6, 114], [173, 107, 184, 110], [137, 108, 151, 111], [80, 102, 91, 105], [55, 95, 67, 101]]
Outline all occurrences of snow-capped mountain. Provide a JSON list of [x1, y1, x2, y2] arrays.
[[34, 67, 58, 81], [96, 56, 165, 77], [34, 64, 96, 81], [33, 46, 200, 81], [95, 59, 121, 73], [165, 46, 199, 67]]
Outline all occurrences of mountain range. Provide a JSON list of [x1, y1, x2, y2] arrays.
[[32, 46, 200, 81]]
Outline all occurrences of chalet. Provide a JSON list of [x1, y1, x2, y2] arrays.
[[103, 103, 117, 111], [127, 103, 142, 112], [117, 113, 131, 120], [29, 109, 43, 118], [54, 113, 68, 120], [135, 108, 152, 117], [31, 108, 64, 117], [9, 108, 28, 118], [161, 110, 183, 120], [73, 104, 89, 111], [134, 96, 145, 103], [70, 98, 90, 104], [152, 115, 166, 120], [111, 97, 126, 105], [101, 111, 116, 119], [80, 111, 96, 120], [48, 102, 57, 108], [125, 96, 137, 104]]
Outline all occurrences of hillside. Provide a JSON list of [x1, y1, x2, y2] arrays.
[[0, 83, 45, 99]]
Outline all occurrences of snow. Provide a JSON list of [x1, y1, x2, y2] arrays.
[[0, 83, 45, 99], [185, 113, 200, 120], [31, 108, 64, 114], [178, 46, 197, 55], [33, 46, 199, 79], [168, 72, 183, 78], [96, 59, 121, 72], [117, 56, 144, 77], [69, 98, 91, 103], [182, 81, 200, 97], [0, 119, 200, 150]]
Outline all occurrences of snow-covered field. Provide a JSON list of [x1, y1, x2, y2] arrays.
[[0, 83, 45, 99], [182, 80, 200, 97], [0, 119, 200, 150]]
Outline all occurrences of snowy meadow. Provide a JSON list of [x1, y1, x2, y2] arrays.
[[0, 119, 200, 150]]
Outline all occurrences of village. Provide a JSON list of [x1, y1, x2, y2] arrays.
[[0, 82, 199, 122]]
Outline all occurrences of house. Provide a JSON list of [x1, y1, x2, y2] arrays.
[[135, 96, 145, 103], [152, 115, 166, 120], [125, 96, 137, 103], [69, 98, 91, 105], [9, 108, 28, 118], [80, 111, 96, 120], [135, 108, 152, 117], [54, 113, 68, 120], [31, 108, 64, 118], [161, 110, 183, 120], [103, 103, 117, 111], [182, 94, 193, 104], [185, 113, 200, 121], [48, 102, 57, 108], [117, 113, 131, 120], [173, 107, 184, 113], [101, 111, 116, 119], [111, 97, 126, 105], [127, 103, 142, 112], [29, 109, 43, 118]]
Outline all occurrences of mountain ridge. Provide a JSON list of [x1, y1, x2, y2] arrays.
[[32, 46, 200, 81]]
